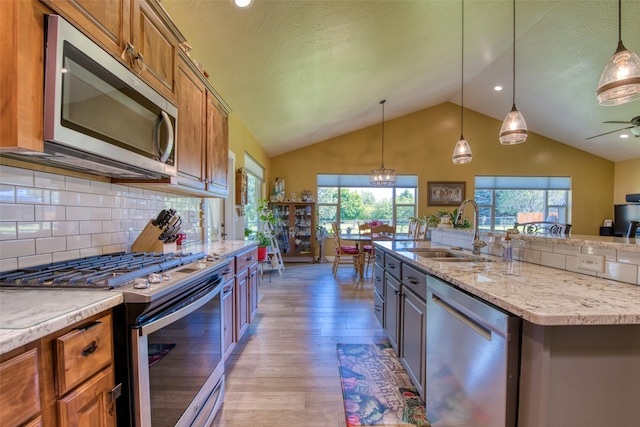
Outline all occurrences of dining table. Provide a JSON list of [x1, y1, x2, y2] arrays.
[[339, 233, 418, 278]]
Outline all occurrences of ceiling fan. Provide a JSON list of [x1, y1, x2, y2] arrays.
[[586, 116, 640, 140]]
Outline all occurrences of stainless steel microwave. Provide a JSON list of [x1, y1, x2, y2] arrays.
[[35, 15, 177, 180]]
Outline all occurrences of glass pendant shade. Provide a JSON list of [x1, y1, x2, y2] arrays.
[[597, 41, 640, 106], [500, 104, 528, 145], [233, 0, 253, 7], [452, 135, 472, 164]]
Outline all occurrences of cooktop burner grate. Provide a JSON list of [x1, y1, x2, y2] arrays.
[[0, 251, 207, 289]]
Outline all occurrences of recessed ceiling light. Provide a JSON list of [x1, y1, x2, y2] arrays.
[[494, 86, 503, 91], [620, 134, 630, 139], [234, 0, 253, 7]]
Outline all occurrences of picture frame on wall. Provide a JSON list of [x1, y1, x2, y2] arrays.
[[427, 181, 466, 206]]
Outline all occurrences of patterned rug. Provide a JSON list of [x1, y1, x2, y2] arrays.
[[148, 343, 176, 367], [337, 341, 430, 426]]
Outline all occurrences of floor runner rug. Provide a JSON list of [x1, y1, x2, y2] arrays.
[[148, 343, 176, 367], [337, 341, 430, 426]]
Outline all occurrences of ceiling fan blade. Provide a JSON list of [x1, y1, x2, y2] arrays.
[[602, 120, 632, 124], [585, 125, 635, 140]]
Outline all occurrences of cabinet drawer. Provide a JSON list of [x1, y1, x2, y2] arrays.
[[384, 253, 402, 280], [0, 348, 40, 427], [402, 264, 427, 301], [235, 247, 258, 272], [220, 258, 235, 282], [55, 314, 113, 395]]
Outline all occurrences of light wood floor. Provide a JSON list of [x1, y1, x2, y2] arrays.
[[212, 262, 385, 427]]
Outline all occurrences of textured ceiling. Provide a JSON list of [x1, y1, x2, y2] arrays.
[[161, 0, 640, 162]]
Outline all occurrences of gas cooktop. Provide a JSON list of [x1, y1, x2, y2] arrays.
[[0, 251, 207, 290]]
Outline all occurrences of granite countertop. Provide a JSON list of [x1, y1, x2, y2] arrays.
[[380, 241, 640, 327], [0, 240, 256, 355]]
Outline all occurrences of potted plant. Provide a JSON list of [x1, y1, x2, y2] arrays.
[[255, 231, 271, 261]]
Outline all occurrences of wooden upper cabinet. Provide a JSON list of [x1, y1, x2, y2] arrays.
[[206, 92, 229, 197], [0, 0, 49, 152], [42, 0, 131, 59], [130, 0, 179, 101], [176, 56, 207, 189], [43, 0, 179, 102]]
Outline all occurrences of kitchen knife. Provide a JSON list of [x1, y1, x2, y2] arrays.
[[159, 218, 181, 241], [152, 210, 167, 226]]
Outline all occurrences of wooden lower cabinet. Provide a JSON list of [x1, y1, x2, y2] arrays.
[[0, 310, 117, 427], [236, 269, 250, 339], [57, 366, 115, 427], [0, 347, 41, 426], [222, 277, 236, 359], [249, 264, 259, 320]]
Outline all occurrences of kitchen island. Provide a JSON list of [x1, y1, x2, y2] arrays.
[[377, 238, 640, 427]]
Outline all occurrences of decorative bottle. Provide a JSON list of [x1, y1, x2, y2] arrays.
[[502, 232, 513, 262]]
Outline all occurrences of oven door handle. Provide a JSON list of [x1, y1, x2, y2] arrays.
[[136, 282, 220, 336]]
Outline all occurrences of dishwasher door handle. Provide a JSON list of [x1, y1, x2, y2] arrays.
[[431, 294, 492, 341]]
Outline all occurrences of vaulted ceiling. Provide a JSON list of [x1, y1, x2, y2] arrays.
[[162, 0, 640, 162]]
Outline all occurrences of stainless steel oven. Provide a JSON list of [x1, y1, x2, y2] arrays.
[[129, 271, 224, 426]]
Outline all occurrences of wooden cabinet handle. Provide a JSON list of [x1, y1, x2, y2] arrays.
[[246, 256, 254, 260], [81, 340, 98, 357]]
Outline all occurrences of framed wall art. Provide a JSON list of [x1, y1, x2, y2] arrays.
[[427, 181, 466, 206]]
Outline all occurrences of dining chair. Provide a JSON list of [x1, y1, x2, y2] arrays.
[[415, 222, 428, 240], [407, 220, 419, 239], [331, 222, 360, 277], [371, 223, 396, 241], [358, 222, 374, 276]]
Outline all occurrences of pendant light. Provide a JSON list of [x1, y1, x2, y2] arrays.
[[370, 100, 396, 186], [452, 0, 472, 164], [596, 0, 640, 106], [499, 0, 528, 145]]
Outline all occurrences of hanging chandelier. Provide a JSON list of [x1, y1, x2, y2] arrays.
[[452, 0, 472, 164], [596, 0, 640, 106], [499, 0, 528, 145], [370, 100, 396, 186]]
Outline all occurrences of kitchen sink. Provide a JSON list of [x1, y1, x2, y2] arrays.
[[399, 247, 491, 262]]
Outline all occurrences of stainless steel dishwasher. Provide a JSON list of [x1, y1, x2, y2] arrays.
[[426, 276, 520, 427]]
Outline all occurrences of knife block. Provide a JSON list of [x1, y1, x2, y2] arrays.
[[131, 220, 177, 253]]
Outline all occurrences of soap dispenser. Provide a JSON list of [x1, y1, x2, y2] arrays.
[[502, 232, 513, 262]]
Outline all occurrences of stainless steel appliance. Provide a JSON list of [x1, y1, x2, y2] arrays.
[[0, 251, 229, 426], [5, 15, 177, 180], [426, 276, 520, 427]]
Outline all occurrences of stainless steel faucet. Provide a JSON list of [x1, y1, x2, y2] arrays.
[[455, 199, 487, 255]]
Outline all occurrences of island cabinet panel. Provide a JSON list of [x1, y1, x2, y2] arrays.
[[0, 347, 41, 426], [518, 322, 640, 427], [383, 272, 401, 354]]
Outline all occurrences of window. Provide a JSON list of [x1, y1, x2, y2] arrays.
[[244, 154, 265, 236], [317, 174, 418, 234], [474, 176, 571, 232]]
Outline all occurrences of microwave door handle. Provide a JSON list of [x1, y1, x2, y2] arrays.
[[154, 110, 174, 163]]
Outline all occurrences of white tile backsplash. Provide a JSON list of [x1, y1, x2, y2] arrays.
[[0, 165, 34, 186], [0, 167, 205, 270], [34, 171, 66, 189], [0, 205, 34, 222]]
